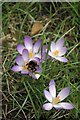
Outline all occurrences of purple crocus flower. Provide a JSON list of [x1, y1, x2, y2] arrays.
[[43, 80, 74, 111], [12, 49, 42, 79], [16, 36, 42, 59], [48, 38, 68, 62]]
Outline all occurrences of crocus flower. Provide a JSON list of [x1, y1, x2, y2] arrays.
[[12, 49, 41, 79], [48, 38, 68, 62], [43, 80, 74, 111], [16, 36, 42, 60]]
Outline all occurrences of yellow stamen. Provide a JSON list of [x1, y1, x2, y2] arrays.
[[52, 50, 59, 57], [23, 62, 28, 70], [23, 65, 28, 70], [53, 96, 60, 105], [29, 49, 33, 58]]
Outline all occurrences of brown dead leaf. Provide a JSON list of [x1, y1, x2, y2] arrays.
[[31, 22, 43, 36]]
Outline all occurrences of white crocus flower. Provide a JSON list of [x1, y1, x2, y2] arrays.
[[43, 80, 74, 111], [48, 38, 68, 62]]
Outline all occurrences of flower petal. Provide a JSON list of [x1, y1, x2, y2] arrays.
[[43, 45, 47, 53], [33, 40, 42, 53], [48, 51, 53, 57], [22, 49, 29, 61], [43, 103, 53, 111], [16, 56, 24, 66], [12, 65, 22, 72], [59, 47, 67, 56], [42, 45, 48, 61], [16, 44, 25, 54], [29, 57, 40, 65], [29, 72, 37, 79], [21, 70, 29, 74], [49, 80, 56, 98], [49, 79, 55, 86], [34, 73, 41, 79], [44, 90, 52, 102], [24, 36, 32, 51], [35, 66, 42, 73], [42, 53, 46, 61], [51, 41, 56, 52], [34, 53, 41, 59], [57, 87, 70, 101], [53, 103, 63, 109], [56, 38, 64, 48], [56, 56, 68, 62], [59, 102, 74, 110]]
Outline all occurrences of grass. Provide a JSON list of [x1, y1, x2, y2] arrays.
[[2, 2, 80, 120]]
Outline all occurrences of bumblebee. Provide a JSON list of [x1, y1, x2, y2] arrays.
[[27, 60, 39, 72]]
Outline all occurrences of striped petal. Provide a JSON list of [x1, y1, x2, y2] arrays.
[[12, 65, 22, 72], [56, 56, 68, 62], [59, 47, 67, 56], [59, 102, 74, 110], [16, 56, 24, 66], [44, 90, 52, 102], [49, 80, 56, 98], [56, 38, 64, 48], [24, 36, 32, 51], [22, 49, 29, 61], [51, 41, 56, 52], [16, 44, 25, 54], [33, 40, 42, 53], [57, 87, 70, 101]]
